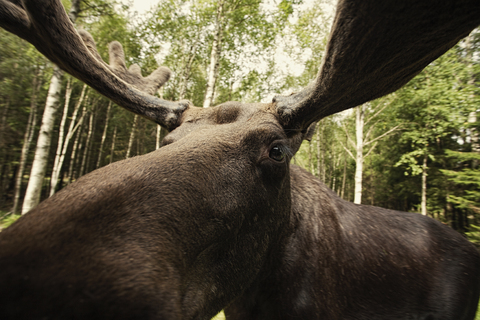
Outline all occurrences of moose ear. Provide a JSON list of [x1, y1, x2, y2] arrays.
[[303, 122, 317, 142]]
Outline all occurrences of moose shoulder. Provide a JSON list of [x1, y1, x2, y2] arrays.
[[226, 165, 480, 320]]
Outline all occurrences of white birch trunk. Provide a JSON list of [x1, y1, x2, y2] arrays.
[[0, 100, 9, 151], [49, 78, 72, 195], [203, 0, 225, 108], [50, 83, 87, 196], [156, 125, 162, 150], [421, 154, 428, 216], [341, 150, 347, 199], [68, 106, 86, 183], [96, 101, 112, 168], [22, 65, 63, 214], [308, 141, 313, 174], [331, 154, 339, 192], [79, 108, 95, 177], [110, 126, 117, 164], [354, 105, 365, 204], [465, 34, 479, 163], [179, 42, 199, 100], [468, 112, 479, 152], [316, 125, 321, 178], [126, 115, 138, 159], [12, 72, 41, 214]]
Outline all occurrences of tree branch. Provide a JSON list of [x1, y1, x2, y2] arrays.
[[364, 125, 400, 147], [339, 139, 356, 161], [341, 122, 356, 149]]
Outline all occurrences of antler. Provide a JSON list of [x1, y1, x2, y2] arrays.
[[0, 0, 189, 131], [275, 0, 480, 131]]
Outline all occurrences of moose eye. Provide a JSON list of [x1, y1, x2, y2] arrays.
[[269, 146, 286, 162]]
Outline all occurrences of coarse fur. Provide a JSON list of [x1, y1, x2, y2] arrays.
[[225, 166, 480, 320]]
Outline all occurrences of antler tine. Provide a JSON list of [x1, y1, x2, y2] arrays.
[[106, 37, 171, 96], [0, 0, 189, 131], [79, 30, 171, 96], [275, 0, 480, 132]]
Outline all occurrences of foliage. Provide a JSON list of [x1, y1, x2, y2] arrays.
[[211, 311, 226, 320], [442, 151, 480, 215], [0, 213, 21, 230], [465, 224, 480, 249]]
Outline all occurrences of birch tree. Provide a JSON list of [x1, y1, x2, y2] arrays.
[[126, 115, 139, 159], [96, 101, 112, 168], [49, 83, 87, 196], [21, 0, 83, 214], [21, 65, 64, 214], [203, 0, 225, 108], [79, 105, 96, 177], [342, 99, 399, 204], [11, 68, 43, 213]]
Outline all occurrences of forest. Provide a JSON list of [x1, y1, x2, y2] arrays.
[[0, 0, 479, 247]]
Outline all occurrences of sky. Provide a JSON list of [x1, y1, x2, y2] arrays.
[[123, 0, 158, 14]]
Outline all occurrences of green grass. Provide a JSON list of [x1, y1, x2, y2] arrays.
[[0, 212, 21, 231], [210, 303, 480, 320], [211, 311, 225, 320], [476, 300, 480, 320]]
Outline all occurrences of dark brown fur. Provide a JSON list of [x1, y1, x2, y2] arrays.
[[225, 166, 480, 320]]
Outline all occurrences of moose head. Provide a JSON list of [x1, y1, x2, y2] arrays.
[[0, 0, 479, 319]]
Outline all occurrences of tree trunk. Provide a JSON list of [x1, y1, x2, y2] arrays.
[[465, 34, 479, 166], [22, 65, 63, 214], [331, 153, 338, 193], [354, 105, 365, 204], [203, 0, 225, 108], [341, 149, 347, 199], [308, 141, 314, 174], [421, 153, 428, 216], [12, 71, 42, 214], [318, 122, 326, 181], [126, 115, 139, 159], [79, 107, 95, 177], [156, 125, 162, 150], [96, 101, 112, 168], [0, 99, 9, 154], [50, 84, 87, 195], [179, 41, 199, 100], [469, 111, 479, 152], [110, 126, 117, 164], [49, 78, 72, 195], [68, 106, 86, 183], [316, 124, 321, 178]]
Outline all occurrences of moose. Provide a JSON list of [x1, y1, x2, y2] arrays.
[[0, 0, 480, 319]]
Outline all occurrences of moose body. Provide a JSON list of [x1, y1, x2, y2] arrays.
[[226, 165, 480, 320], [1, 0, 480, 319]]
